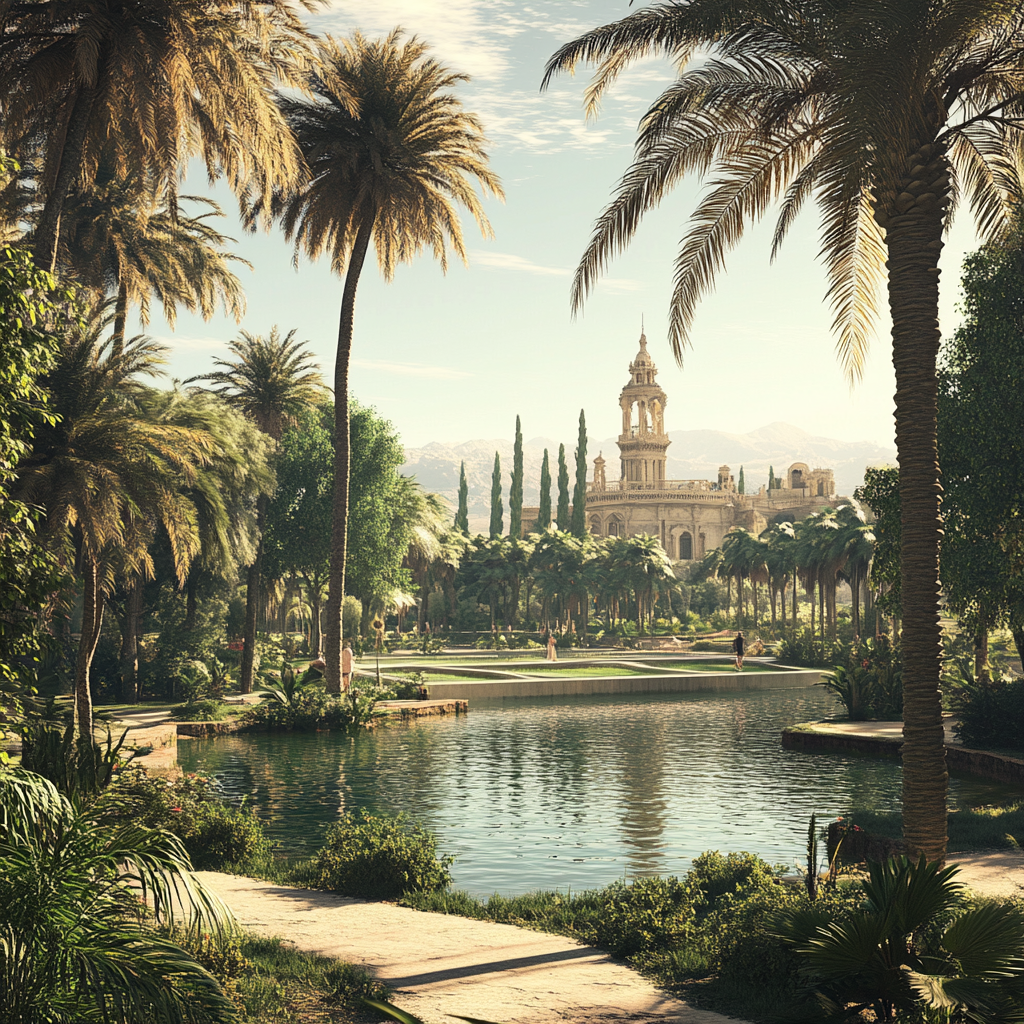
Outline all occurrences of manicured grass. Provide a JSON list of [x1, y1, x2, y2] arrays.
[[654, 661, 791, 674], [848, 802, 1024, 852], [520, 665, 661, 677]]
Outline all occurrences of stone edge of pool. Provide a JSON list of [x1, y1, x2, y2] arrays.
[[422, 669, 823, 700], [782, 720, 1024, 786]]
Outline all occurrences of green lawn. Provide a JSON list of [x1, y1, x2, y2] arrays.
[[653, 661, 792, 674]]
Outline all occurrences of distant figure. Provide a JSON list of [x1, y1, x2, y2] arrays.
[[546, 633, 558, 662], [342, 641, 354, 692], [732, 631, 745, 671]]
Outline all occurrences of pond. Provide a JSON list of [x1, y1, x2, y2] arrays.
[[177, 687, 1019, 897]]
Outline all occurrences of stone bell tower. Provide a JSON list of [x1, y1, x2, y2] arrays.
[[617, 329, 670, 486]]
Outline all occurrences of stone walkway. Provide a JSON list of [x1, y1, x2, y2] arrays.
[[198, 872, 743, 1024]]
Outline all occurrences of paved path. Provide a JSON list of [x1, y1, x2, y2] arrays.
[[198, 873, 743, 1024], [952, 849, 1024, 899]]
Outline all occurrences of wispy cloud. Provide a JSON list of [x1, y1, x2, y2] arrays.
[[352, 359, 473, 380], [471, 250, 568, 276], [470, 249, 644, 292], [155, 335, 230, 355], [316, 1, 676, 153]]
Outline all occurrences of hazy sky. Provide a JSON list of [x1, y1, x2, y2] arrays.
[[153, 0, 981, 452]]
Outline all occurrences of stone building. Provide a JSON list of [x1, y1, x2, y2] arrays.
[[523, 330, 841, 561]]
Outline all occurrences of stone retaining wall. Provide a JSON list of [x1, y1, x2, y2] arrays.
[[782, 725, 1024, 786]]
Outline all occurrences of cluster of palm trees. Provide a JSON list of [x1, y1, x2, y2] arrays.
[[452, 530, 678, 638], [717, 505, 876, 641], [0, 1, 501, 713]]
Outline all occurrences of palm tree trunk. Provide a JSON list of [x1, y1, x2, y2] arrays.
[[35, 87, 97, 272], [792, 568, 798, 623], [74, 558, 105, 741], [303, 572, 323, 658], [325, 217, 375, 694], [852, 568, 861, 636], [119, 572, 144, 703], [886, 177, 948, 863]]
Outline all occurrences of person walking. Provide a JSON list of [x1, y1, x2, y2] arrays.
[[732, 631, 745, 671], [546, 632, 558, 662]]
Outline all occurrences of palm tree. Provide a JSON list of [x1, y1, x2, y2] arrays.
[[762, 521, 796, 628], [17, 305, 211, 738], [260, 30, 503, 693], [58, 175, 250, 351], [0, 0, 312, 270], [543, 2, 1024, 860], [0, 769, 232, 1024], [190, 328, 324, 693]]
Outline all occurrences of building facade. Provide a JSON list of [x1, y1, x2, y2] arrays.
[[525, 331, 842, 561]]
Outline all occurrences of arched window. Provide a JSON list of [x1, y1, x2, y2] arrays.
[[817, 479, 825, 496], [791, 469, 804, 489], [608, 517, 623, 538], [589, 516, 602, 535], [678, 532, 693, 560]]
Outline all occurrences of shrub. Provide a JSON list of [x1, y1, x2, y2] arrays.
[[593, 876, 697, 957], [952, 675, 1024, 749], [148, 624, 224, 701], [109, 766, 272, 872], [310, 810, 453, 899], [689, 850, 779, 903], [173, 698, 226, 721], [241, 686, 379, 731]]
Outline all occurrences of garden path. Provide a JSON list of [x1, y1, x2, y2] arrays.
[[198, 872, 746, 1024]]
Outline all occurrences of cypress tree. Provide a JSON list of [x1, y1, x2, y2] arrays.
[[509, 415, 524, 538], [571, 409, 588, 536], [489, 451, 503, 538], [456, 461, 469, 533], [556, 444, 570, 530], [536, 448, 552, 529], [738, 465, 745, 494], [769, 465, 775, 491]]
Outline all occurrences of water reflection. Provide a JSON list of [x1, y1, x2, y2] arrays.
[[178, 688, 1022, 897]]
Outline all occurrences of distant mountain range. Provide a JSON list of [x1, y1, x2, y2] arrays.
[[401, 421, 896, 533]]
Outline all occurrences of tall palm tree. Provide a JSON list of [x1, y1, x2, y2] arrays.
[[190, 328, 324, 693], [259, 30, 503, 693], [58, 175, 250, 351], [17, 305, 211, 738], [543, 0, 1024, 862], [0, 0, 312, 270]]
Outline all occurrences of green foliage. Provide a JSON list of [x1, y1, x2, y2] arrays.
[[0, 768, 231, 1023], [111, 764, 272, 872], [456, 460, 469, 533], [0, 245, 72, 732], [20, 721, 128, 797], [173, 698, 227, 721], [939, 216, 1024, 658], [241, 686, 360, 731], [149, 623, 224, 701], [855, 466, 901, 617], [951, 673, 1024, 750], [594, 876, 697, 957], [509, 415, 524, 538], [556, 443, 570, 530], [820, 636, 903, 720], [571, 409, 587, 537], [310, 810, 453, 899], [488, 450, 503, 538], [536, 448, 552, 530], [776, 856, 1024, 1022]]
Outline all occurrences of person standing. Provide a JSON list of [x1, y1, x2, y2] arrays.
[[342, 640, 354, 692], [546, 632, 558, 662], [732, 631, 745, 671]]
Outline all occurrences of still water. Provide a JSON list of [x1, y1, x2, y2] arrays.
[[177, 688, 1017, 896]]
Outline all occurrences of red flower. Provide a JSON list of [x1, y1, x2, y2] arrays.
[[170, 807, 182, 812]]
